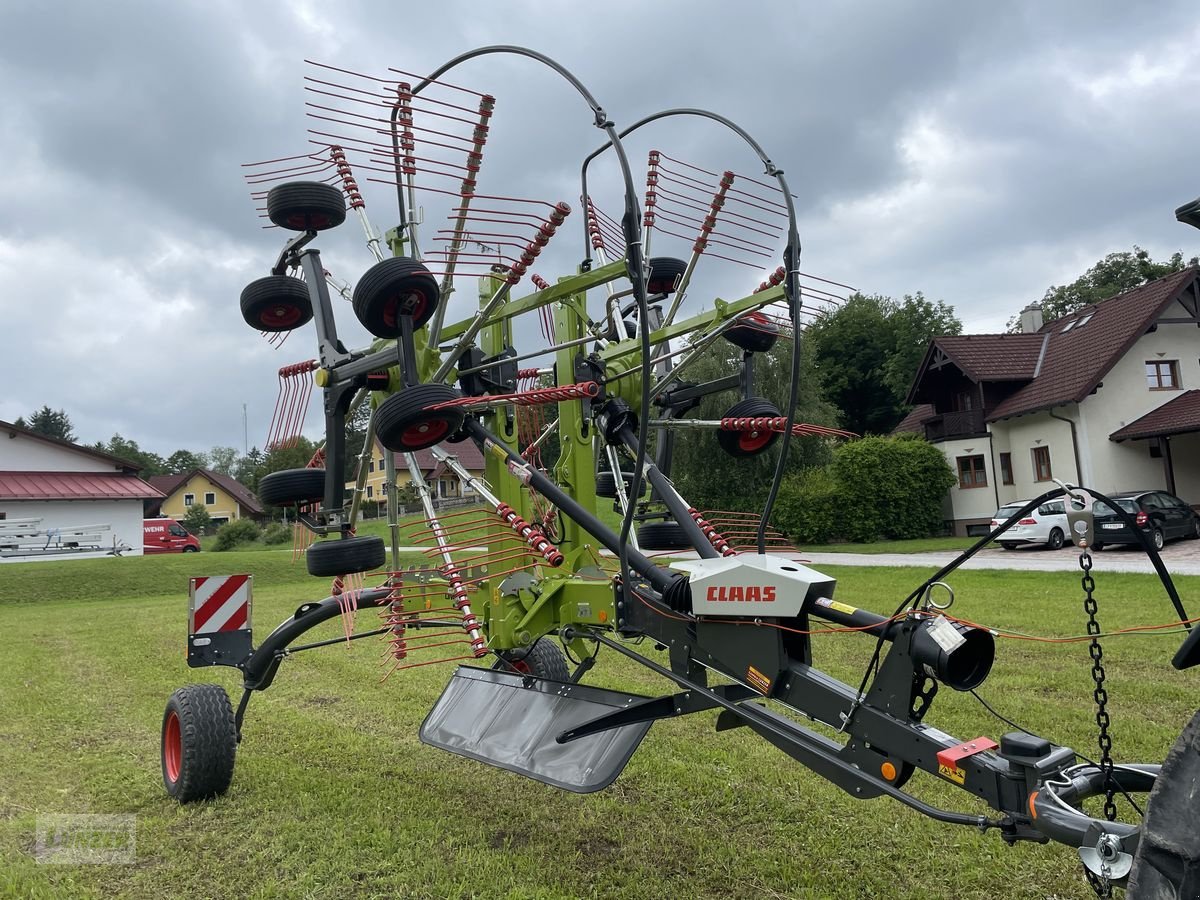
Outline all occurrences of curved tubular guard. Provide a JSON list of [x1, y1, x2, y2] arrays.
[[241, 587, 393, 690], [581, 107, 803, 555], [404, 44, 653, 619]]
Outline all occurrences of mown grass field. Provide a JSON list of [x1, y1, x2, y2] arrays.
[[1, 550, 1197, 899]]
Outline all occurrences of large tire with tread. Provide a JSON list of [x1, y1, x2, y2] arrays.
[[353, 257, 440, 336], [724, 312, 779, 353], [161, 684, 237, 803], [375, 384, 465, 452], [259, 468, 326, 507], [637, 521, 694, 551], [717, 397, 782, 458], [267, 181, 346, 231], [1126, 709, 1200, 899], [305, 535, 386, 577], [240, 275, 314, 332], [492, 640, 570, 681], [646, 256, 687, 295]]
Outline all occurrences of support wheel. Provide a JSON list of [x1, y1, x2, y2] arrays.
[[717, 397, 782, 458], [637, 521, 694, 551], [259, 469, 326, 507], [161, 684, 237, 803], [1127, 709, 1200, 898], [646, 257, 687, 295], [724, 312, 779, 353], [596, 471, 645, 499], [1046, 528, 1064, 550], [375, 384, 465, 452], [240, 276, 313, 332], [352, 257, 440, 336], [305, 535, 387, 577], [266, 181, 346, 231], [492, 640, 570, 681]]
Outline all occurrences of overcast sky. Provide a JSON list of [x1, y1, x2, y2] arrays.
[[2, 0, 1198, 459]]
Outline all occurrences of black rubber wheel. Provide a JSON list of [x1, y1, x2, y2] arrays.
[[1153, 529, 1165, 552], [492, 640, 570, 681], [646, 256, 687, 295], [305, 535, 386, 577], [161, 684, 237, 803], [595, 471, 645, 499], [1188, 519, 1200, 540], [375, 384, 465, 452], [717, 397, 782, 458], [1127, 709, 1200, 899], [266, 181, 346, 232], [183, 545, 200, 553], [352, 257, 440, 336], [637, 521, 694, 551], [1046, 528, 1064, 550], [259, 468, 326, 507], [724, 312, 780, 353], [1092, 542, 1105, 552], [239, 275, 314, 332], [1000, 542, 1019, 551]]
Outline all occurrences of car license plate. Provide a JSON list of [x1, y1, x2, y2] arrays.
[[1102, 523, 1123, 530]]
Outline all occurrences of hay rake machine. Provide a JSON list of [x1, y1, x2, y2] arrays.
[[159, 46, 1200, 898]]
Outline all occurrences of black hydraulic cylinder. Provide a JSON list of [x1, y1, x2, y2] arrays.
[[807, 601, 994, 691], [463, 418, 679, 595], [617, 425, 719, 559]]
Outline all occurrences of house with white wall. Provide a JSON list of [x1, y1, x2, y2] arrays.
[[0, 420, 163, 560], [900, 267, 1200, 535]]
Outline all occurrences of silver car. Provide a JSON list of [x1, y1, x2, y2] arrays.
[[991, 500, 1069, 550]]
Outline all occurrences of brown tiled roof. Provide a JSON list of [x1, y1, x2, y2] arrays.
[[1110, 390, 1200, 441], [892, 404, 934, 434], [370, 439, 485, 472], [990, 268, 1199, 420], [930, 333, 1047, 381], [150, 468, 264, 516]]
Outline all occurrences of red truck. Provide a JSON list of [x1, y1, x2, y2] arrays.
[[143, 518, 201, 554]]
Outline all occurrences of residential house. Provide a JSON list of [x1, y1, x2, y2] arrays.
[[902, 267, 1200, 535], [147, 468, 264, 525], [0, 420, 163, 560], [346, 440, 486, 514]]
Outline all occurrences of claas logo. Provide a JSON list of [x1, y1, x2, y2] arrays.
[[706, 585, 777, 602]]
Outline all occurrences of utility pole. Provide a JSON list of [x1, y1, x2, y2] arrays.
[[242, 403, 248, 455]]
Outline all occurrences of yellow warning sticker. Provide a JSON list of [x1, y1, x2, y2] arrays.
[[485, 439, 508, 461], [746, 665, 772, 694], [827, 600, 858, 616], [938, 763, 966, 785]]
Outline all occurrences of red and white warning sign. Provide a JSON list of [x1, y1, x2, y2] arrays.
[[189, 574, 252, 634]]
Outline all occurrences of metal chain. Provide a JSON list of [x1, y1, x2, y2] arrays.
[[1080, 548, 1116, 899]]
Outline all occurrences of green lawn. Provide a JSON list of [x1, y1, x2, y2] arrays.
[[1, 552, 1196, 898]]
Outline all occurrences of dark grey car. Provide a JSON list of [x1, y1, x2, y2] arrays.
[[1091, 490, 1200, 551]]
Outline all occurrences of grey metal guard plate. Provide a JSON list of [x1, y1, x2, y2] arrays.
[[420, 666, 653, 793]]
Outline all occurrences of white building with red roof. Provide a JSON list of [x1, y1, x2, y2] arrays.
[[0, 420, 163, 561]]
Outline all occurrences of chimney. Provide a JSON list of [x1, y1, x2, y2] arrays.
[[1019, 302, 1044, 334]]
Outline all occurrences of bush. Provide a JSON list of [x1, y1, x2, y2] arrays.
[[773, 435, 955, 544], [213, 518, 261, 551], [771, 468, 841, 544], [260, 522, 290, 545], [181, 503, 211, 536]]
